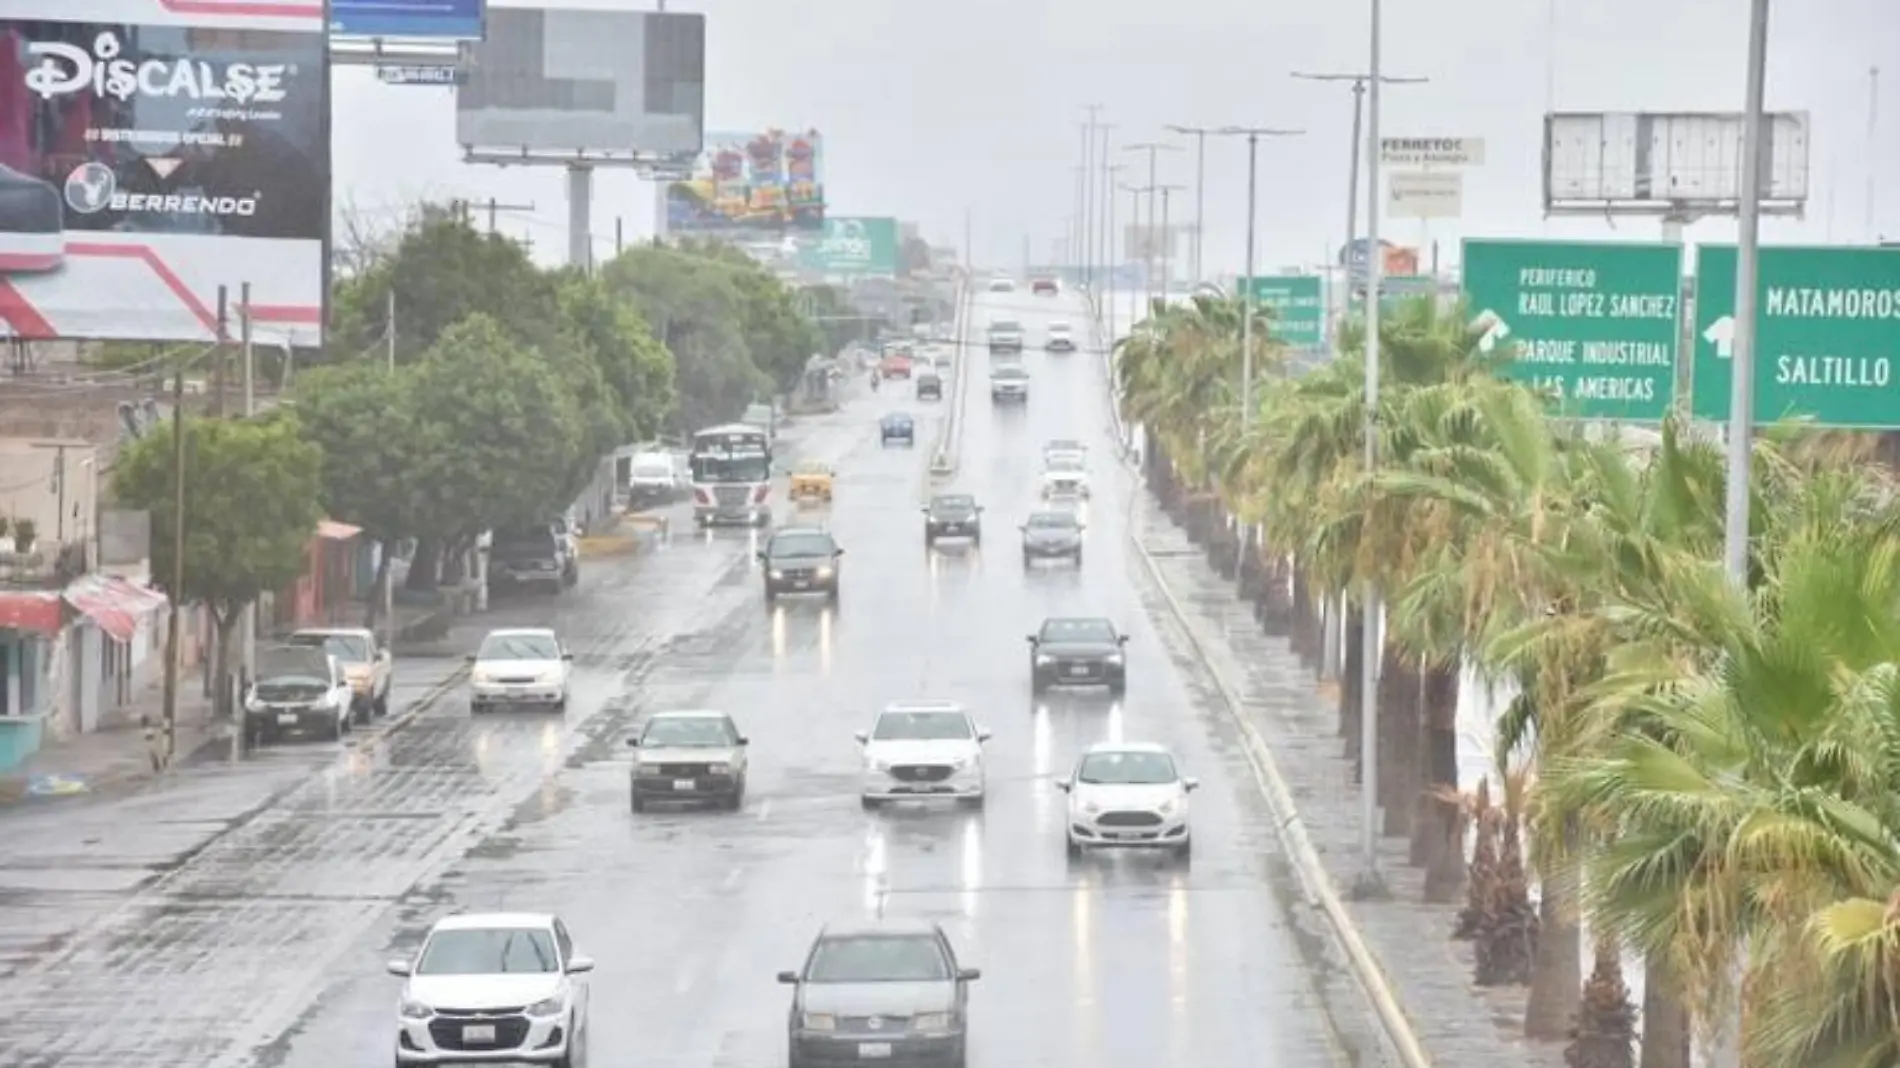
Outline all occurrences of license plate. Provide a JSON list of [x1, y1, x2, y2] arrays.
[[1068, 665, 1090, 676], [858, 1043, 892, 1059], [277, 713, 298, 725], [673, 779, 696, 791], [1110, 831, 1145, 840], [793, 580, 810, 588], [462, 1024, 496, 1043]]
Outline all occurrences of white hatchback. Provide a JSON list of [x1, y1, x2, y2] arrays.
[[469, 628, 572, 712], [857, 701, 990, 808], [388, 912, 593, 1067], [1058, 742, 1198, 859]]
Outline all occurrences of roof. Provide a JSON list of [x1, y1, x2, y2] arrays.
[[483, 627, 558, 638], [774, 525, 830, 536], [883, 700, 966, 714], [431, 912, 556, 931], [881, 411, 913, 421], [290, 626, 372, 638], [695, 422, 767, 436], [819, 916, 944, 938], [1084, 740, 1171, 754], [1041, 615, 1113, 625], [648, 709, 731, 721]]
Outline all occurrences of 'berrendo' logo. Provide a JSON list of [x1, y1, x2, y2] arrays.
[[25, 31, 290, 104]]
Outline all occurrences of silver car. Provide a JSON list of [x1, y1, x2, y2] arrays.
[[780, 917, 980, 1068], [1020, 510, 1083, 566], [627, 709, 750, 811]]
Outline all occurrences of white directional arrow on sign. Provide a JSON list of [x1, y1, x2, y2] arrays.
[[1703, 315, 1736, 359], [1470, 309, 1511, 353]]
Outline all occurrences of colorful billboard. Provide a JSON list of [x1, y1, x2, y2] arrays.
[[0, 1, 328, 344], [797, 217, 897, 277], [666, 128, 823, 233]]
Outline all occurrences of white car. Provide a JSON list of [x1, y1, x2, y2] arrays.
[[1040, 460, 1089, 499], [1044, 322, 1076, 352], [856, 701, 990, 808], [387, 912, 593, 1067], [1042, 440, 1087, 468], [988, 276, 1016, 293], [1057, 742, 1198, 859], [469, 628, 573, 712]]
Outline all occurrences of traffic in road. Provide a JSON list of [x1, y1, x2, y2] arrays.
[[0, 286, 1368, 1068]]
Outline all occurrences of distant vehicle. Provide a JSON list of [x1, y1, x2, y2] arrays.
[[789, 460, 834, 504], [934, 351, 954, 369], [469, 627, 572, 712], [244, 643, 354, 745], [1028, 616, 1128, 695], [915, 370, 943, 400], [489, 525, 573, 594], [990, 364, 1029, 404], [627, 450, 681, 505], [778, 917, 980, 1068], [986, 319, 1024, 353], [740, 401, 778, 441], [1057, 742, 1197, 859], [387, 912, 593, 1068], [1020, 509, 1084, 566], [1031, 278, 1059, 296], [1042, 439, 1087, 467], [879, 350, 914, 379], [923, 493, 983, 546], [1040, 457, 1088, 498], [627, 710, 750, 812], [856, 701, 989, 808], [880, 411, 916, 446], [988, 276, 1016, 293], [285, 627, 391, 724], [690, 423, 773, 527], [1044, 321, 1076, 352], [759, 526, 844, 603]]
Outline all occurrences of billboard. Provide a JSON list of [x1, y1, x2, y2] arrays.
[[1387, 171, 1463, 219], [667, 129, 824, 233], [457, 8, 705, 159], [797, 217, 897, 277], [1543, 111, 1810, 216], [332, 0, 484, 41], [1339, 239, 1420, 284], [0, 1, 328, 344]]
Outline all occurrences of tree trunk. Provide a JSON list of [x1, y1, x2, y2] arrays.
[[1208, 511, 1238, 580], [1298, 578, 1327, 676], [364, 544, 392, 629], [1412, 661, 1461, 868], [211, 608, 238, 722], [405, 537, 442, 592], [1524, 836, 1582, 1040], [1376, 649, 1420, 838], [1342, 610, 1366, 767], [1261, 556, 1295, 637], [1288, 571, 1316, 662], [1638, 952, 1692, 1068]]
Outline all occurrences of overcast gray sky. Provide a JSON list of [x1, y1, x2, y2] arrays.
[[331, 0, 1896, 274]]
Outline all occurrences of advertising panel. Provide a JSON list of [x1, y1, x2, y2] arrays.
[[797, 217, 896, 277], [0, 1, 327, 344], [331, 0, 484, 41], [667, 129, 824, 233], [457, 8, 704, 159]]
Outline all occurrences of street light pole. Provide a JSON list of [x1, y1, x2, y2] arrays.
[[1103, 164, 1126, 338], [1124, 142, 1182, 306], [1164, 125, 1213, 283], [1095, 122, 1117, 298], [1155, 184, 1186, 295], [1355, 0, 1389, 896], [1121, 182, 1149, 321], [1723, 0, 1773, 584]]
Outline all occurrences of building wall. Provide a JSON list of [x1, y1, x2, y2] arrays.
[[0, 439, 98, 552]]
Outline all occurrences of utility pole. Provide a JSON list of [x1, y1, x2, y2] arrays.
[[1722, 0, 1772, 585], [383, 290, 396, 650], [236, 283, 255, 761], [1124, 142, 1182, 307], [1154, 184, 1187, 295], [211, 287, 228, 416], [1356, 0, 1391, 897], [1164, 125, 1214, 283], [483, 197, 536, 235], [1081, 105, 1104, 286], [1093, 120, 1117, 290], [963, 207, 973, 273], [1098, 127, 1117, 298], [1123, 183, 1155, 318], [1072, 164, 1087, 275], [1103, 164, 1126, 337], [160, 343, 187, 769], [1869, 67, 1881, 240], [1208, 126, 1303, 435]]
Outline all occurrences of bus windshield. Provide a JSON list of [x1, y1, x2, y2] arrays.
[[692, 453, 770, 482]]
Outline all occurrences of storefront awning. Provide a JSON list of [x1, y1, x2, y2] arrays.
[[64, 575, 168, 643], [316, 519, 363, 541], [0, 591, 63, 635]]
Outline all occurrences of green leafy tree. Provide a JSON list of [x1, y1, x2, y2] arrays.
[[552, 271, 677, 440], [113, 414, 323, 713], [602, 246, 769, 432], [797, 284, 870, 360]]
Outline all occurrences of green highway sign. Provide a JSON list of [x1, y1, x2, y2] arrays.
[[1236, 275, 1324, 349], [798, 216, 899, 277], [1690, 245, 1900, 428], [1461, 239, 1682, 421]]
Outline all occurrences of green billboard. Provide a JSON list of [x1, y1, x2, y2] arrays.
[[1235, 275, 1324, 348], [1690, 245, 1900, 429], [1460, 239, 1682, 421], [798, 216, 899, 277]]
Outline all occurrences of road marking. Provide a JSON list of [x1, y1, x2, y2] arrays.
[[722, 865, 744, 890], [755, 798, 773, 821]]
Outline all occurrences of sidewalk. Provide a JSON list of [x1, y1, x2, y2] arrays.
[[1133, 493, 1565, 1068]]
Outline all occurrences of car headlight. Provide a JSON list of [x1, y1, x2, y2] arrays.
[[770, 569, 785, 579], [526, 995, 566, 1017], [1035, 654, 1054, 666], [244, 695, 264, 712], [1156, 798, 1178, 816], [398, 996, 433, 1020], [1082, 801, 1101, 814], [540, 673, 562, 687], [802, 1012, 837, 1031], [706, 762, 731, 773], [1105, 653, 1125, 666], [949, 756, 971, 770], [471, 670, 493, 685], [913, 1012, 953, 1031], [815, 566, 834, 578]]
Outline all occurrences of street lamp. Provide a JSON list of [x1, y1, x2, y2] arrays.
[[1154, 184, 1187, 295], [1722, 0, 1771, 584], [1123, 142, 1182, 306], [1163, 125, 1215, 283]]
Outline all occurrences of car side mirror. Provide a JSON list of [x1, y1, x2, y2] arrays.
[[1117, 635, 1129, 645], [833, 549, 844, 557], [1184, 778, 1201, 791], [755, 551, 766, 563], [975, 506, 985, 513], [562, 652, 574, 661], [567, 954, 595, 974], [1025, 635, 1038, 644], [976, 727, 991, 742], [464, 654, 476, 662], [736, 736, 750, 745], [385, 959, 412, 977], [958, 967, 982, 981], [626, 737, 640, 747], [921, 507, 930, 514], [777, 970, 800, 984], [853, 731, 869, 744], [1055, 780, 1071, 792]]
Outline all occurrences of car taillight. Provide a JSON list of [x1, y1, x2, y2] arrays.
[[752, 484, 770, 503], [694, 487, 712, 503]]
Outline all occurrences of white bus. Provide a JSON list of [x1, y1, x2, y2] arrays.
[[689, 423, 773, 527]]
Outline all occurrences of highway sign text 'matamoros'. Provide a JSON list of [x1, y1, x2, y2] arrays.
[[1691, 244, 1900, 428], [1460, 240, 1682, 421]]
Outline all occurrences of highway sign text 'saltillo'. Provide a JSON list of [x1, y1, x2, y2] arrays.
[[1461, 239, 1682, 421], [1235, 275, 1324, 349], [1691, 245, 1900, 428]]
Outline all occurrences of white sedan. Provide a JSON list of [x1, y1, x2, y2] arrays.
[[1040, 461, 1090, 499], [1058, 742, 1198, 859], [856, 701, 990, 808], [469, 627, 573, 712], [988, 276, 1016, 293], [388, 911, 593, 1067]]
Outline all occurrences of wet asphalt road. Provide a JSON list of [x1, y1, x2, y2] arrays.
[[0, 290, 1358, 1068]]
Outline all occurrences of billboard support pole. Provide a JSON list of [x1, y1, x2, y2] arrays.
[[236, 282, 254, 763], [160, 353, 186, 772], [567, 164, 594, 271], [1723, 0, 1772, 588], [213, 287, 229, 417]]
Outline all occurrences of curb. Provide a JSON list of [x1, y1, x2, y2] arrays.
[[928, 277, 972, 480]]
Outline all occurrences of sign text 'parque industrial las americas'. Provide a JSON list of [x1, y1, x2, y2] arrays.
[[1460, 239, 1681, 422]]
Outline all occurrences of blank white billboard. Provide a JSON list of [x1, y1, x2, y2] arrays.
[[1543, 111, 1809, 215], [457, 7, 704, 158]]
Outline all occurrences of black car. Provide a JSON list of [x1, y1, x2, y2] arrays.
[[1028, 617, 1128, 695], [923, 494, 983, 546], [1020, 509, 1083, 565], [759, 527, 844, 603], [916, 372, 943, 400], [881, 412, 915, 446], [779, 917, 980, 1068]]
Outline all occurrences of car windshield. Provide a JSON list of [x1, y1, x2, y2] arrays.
[[872, 711, 972, 741], [692, 454, 771, 482], [994, 367, 1027, 380], [1077, 751, 1179, 785], [770, 533, 836, 558], [795, 462, 830, 476], [806, 935, 951, 983], [632, 456, 673, 476], [884, 414, 912, 425], [258, 647, 330, 683], [989, 321, 1021, 332], [1041, 619, 1117, 643], [1046, 457, 1084, 472], [1049, 323, 1071, 332], [416, 927, 560, 975], [288, 633, 372, 662], [478, 633, 560, 660], [932, 496, 975, 513], [1027, 512, 1078, 530], [642, 717, 735, 747]]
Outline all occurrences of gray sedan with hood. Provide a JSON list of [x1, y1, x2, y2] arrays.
[[1019, 509, 1083, 565], [627, 709, 749, 811], [779, 917, 979, 1068]]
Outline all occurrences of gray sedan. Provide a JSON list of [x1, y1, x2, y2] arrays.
[[779, 917, 979, 1068], [1020, 510, 1083, 566]]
